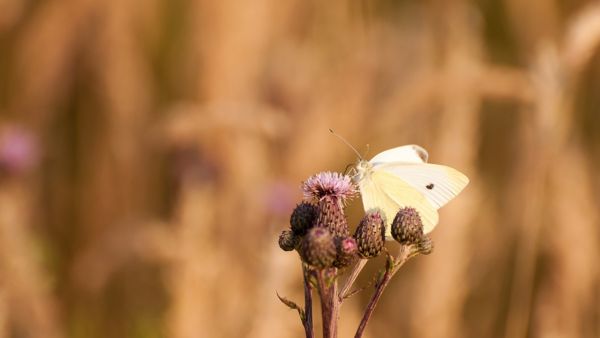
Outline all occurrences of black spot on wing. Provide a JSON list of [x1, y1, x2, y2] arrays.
[[426, 183, 434, 190]]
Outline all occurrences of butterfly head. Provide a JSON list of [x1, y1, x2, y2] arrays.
[[353, 159, 373, 182]]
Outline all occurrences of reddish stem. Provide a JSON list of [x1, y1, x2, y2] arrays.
[[303, 266, 314, 338], [339, 259, 367, 302], [329, 274, 339, 338], [316, 268, 338, 338], [354, 247, 415, 338], [354, 271, 392, 338]]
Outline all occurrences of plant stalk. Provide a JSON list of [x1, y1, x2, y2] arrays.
[[339, 259, 367, 302], [316, 268, 338, 338], [354, 247, 416, 338], [303, 266, 314, 338]]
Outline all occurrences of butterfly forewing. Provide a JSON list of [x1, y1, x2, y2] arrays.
[[368, 145, 429, 164], [375, 162, 469, 209]]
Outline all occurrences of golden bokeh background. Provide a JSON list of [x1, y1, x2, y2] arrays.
[[0, 0, 599, 337]]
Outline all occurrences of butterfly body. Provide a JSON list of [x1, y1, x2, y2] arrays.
[[354, 145, 468, 237]]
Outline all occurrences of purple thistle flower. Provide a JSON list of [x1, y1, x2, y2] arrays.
[[302, 171, 356, 204]]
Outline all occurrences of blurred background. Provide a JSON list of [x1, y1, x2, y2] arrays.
[[0, 0, 599, 337]]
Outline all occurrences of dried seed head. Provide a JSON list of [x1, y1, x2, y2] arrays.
[[391, 207, 424, 245], [354, 209, 386, 258], [416, 236, 434, 255], [333, 236, 358, 268], [278, 230, 299, 252], [290, 202, 318, 236], [299, 228, 336, 269], [317, 196, 349, 238], [302, 171, 357, 204]]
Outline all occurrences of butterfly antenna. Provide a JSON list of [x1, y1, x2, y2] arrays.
[[329, 129, 362, 160], [363, 143, 370, 159]]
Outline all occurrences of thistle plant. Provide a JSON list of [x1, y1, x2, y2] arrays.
[[277, 172, 434, 338]]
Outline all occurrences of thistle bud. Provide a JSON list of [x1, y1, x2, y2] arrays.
[[391, 207, 424, 245], [333, 236, 358, 268], [299, 228, 336, 269], [290, 202, 318, 236], [278, 230, 299, 251], [317, 196, 349, 238], [354, 209, 386, 258], [416, 236, 434, 255]]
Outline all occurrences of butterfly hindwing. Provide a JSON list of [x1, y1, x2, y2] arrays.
[[359, 169, 439, 236]]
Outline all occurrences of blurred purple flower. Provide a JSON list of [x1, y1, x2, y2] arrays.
[[302, 171, 356, 204], [263, 181, 296, 216], [170, 145, 219, 184], [0, 126, 39, 175]]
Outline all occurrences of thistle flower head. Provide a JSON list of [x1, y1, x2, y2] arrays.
[[302, 171, 356, 204], [317, 196, 349, 238], [391, 207, 424, 245], [416, 236, 434, 255], [290, 202, 319, 236], [299, 227, 336, 269], [354, 209, 386, 259], [278, 230, 299, 251], [333, 236, 358, 268]]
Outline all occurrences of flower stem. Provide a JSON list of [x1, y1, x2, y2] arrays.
[[354, 270, 392, 338], [339, 259, 367, 302], [303, 266, 314, 338], [354, 247, 416, 338], [316, 268, 338, 338], [330, 275, 339, 338]]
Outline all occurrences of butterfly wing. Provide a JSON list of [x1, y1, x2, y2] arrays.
[[359, 169, 439, 236], [375, 162, 469, 209], [369, 145, 429, 164]]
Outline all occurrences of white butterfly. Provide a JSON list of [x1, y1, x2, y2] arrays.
[[354, 145, 469, 236]]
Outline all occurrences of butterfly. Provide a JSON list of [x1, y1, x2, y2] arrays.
[[353, 145, 469, 237]]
